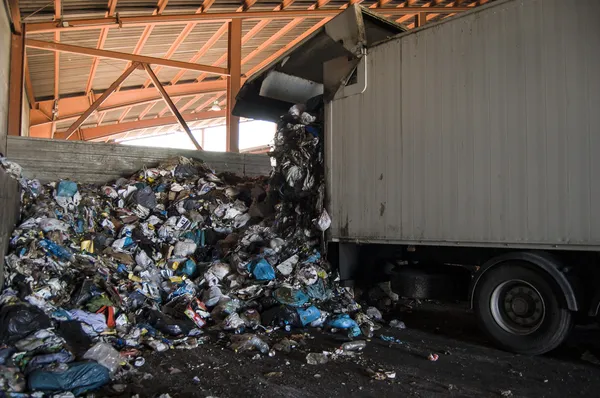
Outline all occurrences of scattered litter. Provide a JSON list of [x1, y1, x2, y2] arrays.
[[380, 335, 403, 344], [428, 353, 439, 362], [366, 368, 396, 381], [501, 390, 513, 397], [306, 353, 329, 365], [134, 357, 145, 367], [389, 319, 406, 329], [265, 372, 283, 378]]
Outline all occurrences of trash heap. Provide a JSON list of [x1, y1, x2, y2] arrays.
[[0, 104, 377, 396]]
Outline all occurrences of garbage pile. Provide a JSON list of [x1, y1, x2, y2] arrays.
[[0, 104, 378, 396]]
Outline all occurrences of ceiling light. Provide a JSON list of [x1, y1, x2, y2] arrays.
[[210, 101, 221, 111]]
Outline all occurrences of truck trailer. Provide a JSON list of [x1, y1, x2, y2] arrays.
[[233, 0, 600, 354]]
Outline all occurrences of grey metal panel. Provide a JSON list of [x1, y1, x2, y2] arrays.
[[326, 0, 600, 249], [7, 137, 272, 184]]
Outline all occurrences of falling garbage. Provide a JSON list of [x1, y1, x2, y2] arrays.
[[0, 104, 388, 396]]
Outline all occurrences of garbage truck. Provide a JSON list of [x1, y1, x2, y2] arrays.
[[233, 0, 600, 355]]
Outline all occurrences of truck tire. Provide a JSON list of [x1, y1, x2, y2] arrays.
[[474, 263, 572, 355]]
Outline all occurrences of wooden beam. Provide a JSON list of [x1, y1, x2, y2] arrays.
[[8, 0, 21, 34], [143, 63, 203, 150], [8, 32, 25, 136], [226, 19, 242, 153], [26, 7, 474, 33], [53, 110, 225, 141], [26, 39, 229, 75], [64, 62, 139, 139]]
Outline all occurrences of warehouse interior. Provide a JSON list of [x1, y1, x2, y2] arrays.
[[1, 0, 489, 154], [2, 0, 600, 396]]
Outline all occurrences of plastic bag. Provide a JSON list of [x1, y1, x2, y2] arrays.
[[274, 286, 309, 307], [314, 209, 331, 231], [132, 185, 157, 209], [247, 258, 275, 281], [83, 343, 121, 374], [230, 334, 269, 354], [28, 362, 110, 396], [296, 306, 321, 326], [55, 181, 78, 197], [174, 241, 197, 257], [0, 303, 52, 344], [327, 314, 361, 337]]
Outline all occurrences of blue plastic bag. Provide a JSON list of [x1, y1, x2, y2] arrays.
[[55, 181, 78, 198], [327, 314, 361, 337], [39, 239, 74, 262], [247, 258, 276, 280], [28, 362, 110, 396], [179, 259, 197, 277], [297, 306, 321, 326]]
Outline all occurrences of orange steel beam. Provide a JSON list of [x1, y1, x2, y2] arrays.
[[143, 63, 203, 150], [31, 80, 227, 126], [244, 17, 330, 77], [152, 1, 290, 122], [226, 19, 242, 153], [53, 0, 61, 101], [85, 0, 117, 95], [64, 62, 140, 140], [167, 22, 229, 87], [26, 7, 473, 34], [118, 4, 207, 123], [108, 0, 118, 15], [157, 0, 169, 14], [85, 29, 109, 94], [8, 0, 21, 34], [396, 1, 430, 23], [406, 0, 472, 28], [53, 110, 225, 141], [26, 39, 229, 75], [8, 32, 25, 136]]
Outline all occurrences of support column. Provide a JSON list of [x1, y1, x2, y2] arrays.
[[226, 19, 242, 153], [8, 31, 25, 137]]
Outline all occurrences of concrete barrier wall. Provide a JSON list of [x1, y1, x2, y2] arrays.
[[0, 168, 20, 287], [6, 137, 272, 184]]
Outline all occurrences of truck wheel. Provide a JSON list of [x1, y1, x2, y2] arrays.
[[474, 263, 572, 355]]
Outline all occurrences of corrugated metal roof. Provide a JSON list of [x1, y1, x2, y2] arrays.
[[20, 1, 496, 139]]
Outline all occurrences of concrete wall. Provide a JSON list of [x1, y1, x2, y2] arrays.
[[0, 2, 11, 155], [7, 137, 272, 184], [0, 168, 20, 288]]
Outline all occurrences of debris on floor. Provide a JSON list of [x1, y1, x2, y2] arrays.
[[0, 104, 390, 396]]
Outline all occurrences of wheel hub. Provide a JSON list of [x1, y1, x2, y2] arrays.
[[490, 280, 545, 335]]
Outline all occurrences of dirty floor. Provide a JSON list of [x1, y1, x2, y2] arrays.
[[107, 303, 600, 397]]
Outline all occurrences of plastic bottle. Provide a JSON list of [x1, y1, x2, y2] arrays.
[[230, 334, 270, 354], [341, 340, 367, 352]]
